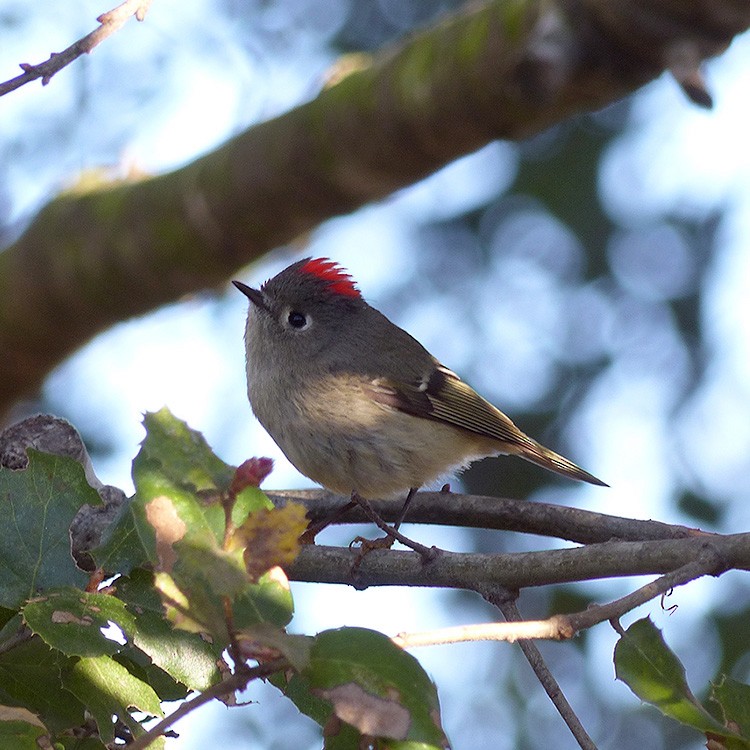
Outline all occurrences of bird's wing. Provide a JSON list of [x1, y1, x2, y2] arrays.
[[367, 364, 608, 486], [367, 364, 528, 447]]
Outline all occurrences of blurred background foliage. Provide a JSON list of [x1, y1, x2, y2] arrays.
[[3, 1, 750, 748]]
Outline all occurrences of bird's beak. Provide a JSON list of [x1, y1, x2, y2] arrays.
[[232, 280, 269, 312]]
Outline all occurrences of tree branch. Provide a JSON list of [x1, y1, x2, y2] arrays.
[[0, 0, 152, 97], [389, 541, 728, 750], [3, 0, 749, 416], [287, 534, 747, 590], [392, 543, 727, 646], [270, 489, 705, 544], [483, 588, 598, 750], [127, 658, 287, 750]]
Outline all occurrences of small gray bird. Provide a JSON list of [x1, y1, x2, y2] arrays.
[[233, 258, 606, 504]]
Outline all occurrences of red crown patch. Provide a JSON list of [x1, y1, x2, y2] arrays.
[[299, 258, 360, 298]]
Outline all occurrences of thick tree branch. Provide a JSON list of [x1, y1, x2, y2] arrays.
[[0, 0, 152, 97], [287, 534, 747, 590], [2, 0, 749, 416], [269, 489, 704, 544]]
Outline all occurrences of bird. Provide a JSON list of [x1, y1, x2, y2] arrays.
[[233, 257, 606, 520]]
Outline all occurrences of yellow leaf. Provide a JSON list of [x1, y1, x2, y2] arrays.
[[237, 502, 308, 581]]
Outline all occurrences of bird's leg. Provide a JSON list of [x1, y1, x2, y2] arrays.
[[392, 486, 418, 531], [299, 498, 358, 544], [349, 491, 438, 562]]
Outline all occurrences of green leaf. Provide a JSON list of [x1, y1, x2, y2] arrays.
[[97, 409, 290, 654], [273, 671, 362, 750], [92, 408, 273, 575], [137, 408, 235, 496], [0, 607, 16, 631], [91, 500, 144, 575], [712, 677, 750, 742], [117, 569, 223, 692], [303, 627, 448, 748], [239, 626, 311, 672], [155, 538, 294, 645], [0, 635, 84, 733], [113, 649, 190, 703], [61, 655, 163, 745], [0, 706, 50, 749], [137, 407, 274, 529], [232, 567, 294, 632], [22, 589, 135, 658], [614, 618, 735, 738], [56, 738, 108, 750], [323, 719, 364, 750], [0, 451, 99, 607]]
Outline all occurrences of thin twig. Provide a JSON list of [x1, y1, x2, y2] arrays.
[[563, 542, 728, 633], [392, 619, 559, 648], [0, 0, 152, 97], [392, 543, 729, 648], [482, 586, 598, 750], [127, 658, 287, 750]]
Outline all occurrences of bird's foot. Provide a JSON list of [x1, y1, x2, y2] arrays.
[[348, 491, 440, 563], [352, 529, 438, 561], [349, 530, 439, 577], [350, 533, 394, 553]]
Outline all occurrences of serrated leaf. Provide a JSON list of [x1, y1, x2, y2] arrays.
[[304, 627, 448, 748], [138, 408, 235, 495], [0, 636, 84, 733], [61, 655, 163, 745], [22, 589, 135, 658], [115, 569, 223, 692], [0, 451, 99, 607], [154, 542, 293, 646], [614, 618, 734, 738], [712, 677, 750, 742], [0, 707, 50, 749], [92, 409, 273, 575]]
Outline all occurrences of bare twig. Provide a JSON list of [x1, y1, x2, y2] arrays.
[[127, 657, 287, 750], [0, 0, 152, 97], [482, 587, 598, 750], [562, 543, 728, 633], [392, 543, 729, 648], [393, 619, 559, 648]]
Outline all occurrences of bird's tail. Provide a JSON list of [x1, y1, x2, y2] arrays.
[[515, 438, 608, 487]]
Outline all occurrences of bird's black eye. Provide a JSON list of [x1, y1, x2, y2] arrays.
[[287, 310, 308, 329]]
